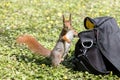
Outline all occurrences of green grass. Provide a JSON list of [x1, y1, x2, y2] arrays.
[[0, 0, 120, 79]]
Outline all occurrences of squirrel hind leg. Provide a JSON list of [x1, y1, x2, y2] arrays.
[[51, 52, 63, 67]]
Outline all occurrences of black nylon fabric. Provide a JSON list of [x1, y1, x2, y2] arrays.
[[73, 16, 120, 76], [74, 30, 110, 74], [93, 17, 120, 73]]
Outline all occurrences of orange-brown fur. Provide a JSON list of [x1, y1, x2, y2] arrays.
[[16, 14, 77, 66], [16, 35, 51, 57]]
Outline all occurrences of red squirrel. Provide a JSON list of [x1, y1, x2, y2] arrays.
[[61, 29, 78, 60], [16, 14, 78, 66]]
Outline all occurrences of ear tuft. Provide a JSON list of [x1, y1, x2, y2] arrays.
[[69, 14, 71, 21], [63, 15, 65, 23]]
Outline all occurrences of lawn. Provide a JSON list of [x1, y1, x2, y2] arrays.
[[0, 0, 120, 79]]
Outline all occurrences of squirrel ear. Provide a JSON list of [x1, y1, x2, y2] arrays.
[[84, 17, 96, 29], [63, 15, 65, 23], [69, 14, 71, 22]]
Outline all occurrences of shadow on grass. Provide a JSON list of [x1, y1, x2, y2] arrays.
[[11, 50, 75, 70], [62, 51, 75, 69], [12, 54, 51, 66]]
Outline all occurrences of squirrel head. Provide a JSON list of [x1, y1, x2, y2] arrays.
[[63, 14, 73, 31]]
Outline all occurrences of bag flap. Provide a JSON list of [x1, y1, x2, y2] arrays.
[[96, 17, 120, 73], [84, 16, 113, 29]]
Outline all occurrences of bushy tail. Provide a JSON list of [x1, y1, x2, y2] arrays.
[[16, 34, 51, 57]]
